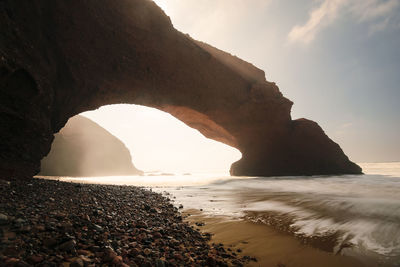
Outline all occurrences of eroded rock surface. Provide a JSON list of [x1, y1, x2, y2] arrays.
[[0, 0, 361, 179]]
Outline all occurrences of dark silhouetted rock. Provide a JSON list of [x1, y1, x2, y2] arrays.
[[0, 0, 361, 180], [40, 115, 142, 176]]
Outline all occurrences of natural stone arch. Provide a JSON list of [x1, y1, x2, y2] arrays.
[[0, 0, 361, 179]]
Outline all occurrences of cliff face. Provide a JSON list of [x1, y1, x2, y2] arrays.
[[40, 115, 142, 177], [0, 0, 361, 180]]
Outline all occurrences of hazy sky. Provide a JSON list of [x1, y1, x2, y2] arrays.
[[83, 0, 400, 173]]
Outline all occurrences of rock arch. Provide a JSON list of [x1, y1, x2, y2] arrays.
[[0, 0, 361, 179]]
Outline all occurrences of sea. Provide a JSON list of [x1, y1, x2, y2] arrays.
[[49, 162, 400, 266]]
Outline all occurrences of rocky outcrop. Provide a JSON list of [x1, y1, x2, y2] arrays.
[[0, 0, 362, 180], [40, 115, 142, 176]]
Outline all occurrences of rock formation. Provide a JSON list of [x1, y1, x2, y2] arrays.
[[40, 115, 142, 176], [0, 0, 362, 180]]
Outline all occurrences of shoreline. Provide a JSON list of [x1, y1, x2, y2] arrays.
[[0, 178, 248, 266], [183, 209, 367, 267], [3, 176, 396, 266]]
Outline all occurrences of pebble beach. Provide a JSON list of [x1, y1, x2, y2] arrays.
[[0, 178, 250, 266]]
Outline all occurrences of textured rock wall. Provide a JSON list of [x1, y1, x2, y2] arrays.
[[0, 0, 361, 179]]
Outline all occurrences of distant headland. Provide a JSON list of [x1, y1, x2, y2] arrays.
[[40, 115, 142, 177]]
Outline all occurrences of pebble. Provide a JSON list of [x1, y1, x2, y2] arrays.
[[155, 258, 166, 267], [0, 213, 8, 225], [93, 224, 103, 231], [195, 221, 205, 226], [26, 254, 44, 264], [70, 258, 84, 267], [15, 218, 25, 224], [143, 248, 152, 255], [43, 237, 57, 248], [58, 239, 76, 252], [0, 179, 251, 266]]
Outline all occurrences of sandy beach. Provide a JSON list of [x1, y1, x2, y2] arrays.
[[184, 209, 367, 267]]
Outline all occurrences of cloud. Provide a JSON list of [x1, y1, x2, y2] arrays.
[[351, 0, 399, 21], [288, 0, 400, 44], [368, 17, 390, 34], [288, 0, 347, 44]]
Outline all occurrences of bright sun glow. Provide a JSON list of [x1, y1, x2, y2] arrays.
[[153, 0, 168, 13], [81, 104, 241, 174]]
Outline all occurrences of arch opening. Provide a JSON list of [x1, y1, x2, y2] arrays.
[[42, 104, 242, 177]]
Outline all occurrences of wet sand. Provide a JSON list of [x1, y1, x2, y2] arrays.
[[184, 209, 366, 267]]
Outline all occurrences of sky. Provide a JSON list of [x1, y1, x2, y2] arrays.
[[84, 0, 400, 172]]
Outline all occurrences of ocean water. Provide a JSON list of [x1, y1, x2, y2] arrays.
[[49, 162, 400, 266]]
